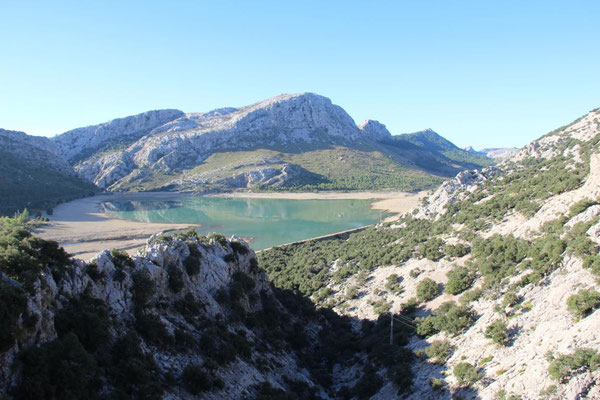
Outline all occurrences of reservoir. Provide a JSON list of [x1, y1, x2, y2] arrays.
[[101, 196, 388, 250]]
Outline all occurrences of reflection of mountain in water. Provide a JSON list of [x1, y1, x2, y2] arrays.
[[102, 200, 183, 212], [178, 198, 379, 223], [101, 196, 387, 249]]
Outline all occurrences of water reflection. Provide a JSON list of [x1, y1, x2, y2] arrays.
[[102, 196, 387, 250]]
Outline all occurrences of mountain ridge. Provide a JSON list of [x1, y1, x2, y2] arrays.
[[49, 93, 492, 192]]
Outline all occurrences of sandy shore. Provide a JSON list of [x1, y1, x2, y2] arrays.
[[36, 194, 198, 261], [36, 190, 427, 261]]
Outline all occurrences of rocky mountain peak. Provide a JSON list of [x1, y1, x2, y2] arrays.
[[358, 119, 392, 141], [52, 109, 184, 162]]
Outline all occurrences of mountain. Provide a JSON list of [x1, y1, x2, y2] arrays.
[[50, 93, 492, 193], [479, 147, 518, 159], [0, 129, 99, 215], [259, 107, 600, 398]]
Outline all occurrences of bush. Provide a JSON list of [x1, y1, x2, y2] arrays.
[[460, 288, 483, 304], [132, 270, 155, 309], [54, 295, 111, 353], [484, 319, 509, 346], [135, 312, 172, 346], [567, 289, 600, 319], [184, 243, 202, 276], [417, 278, 440, 302], [0, 281, 28, 352], [181, 364, 223, 395], [110, 249, 135, 269], [453, 362, 482, 387], [424, 340, 453, 364], [502, 291, 521, 308], [416, 302, 475, 337], [111, 331, 163, 399], [548, 348, 600, 382], [167, 265, 185, 293], [384, 274, 403, 294], [445, 266, 475, 295], [17, 333, 100, 399]]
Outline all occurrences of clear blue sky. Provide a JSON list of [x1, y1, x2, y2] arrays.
[[1, 1, 598, 149]]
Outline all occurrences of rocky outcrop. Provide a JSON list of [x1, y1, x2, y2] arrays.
[[414, 166, 501, 219], [52, 109, 185, 162], [358, 119, 392, 141]]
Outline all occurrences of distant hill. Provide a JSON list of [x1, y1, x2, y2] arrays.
[[464, 145, 518, 160], [0, 129, 99, 215], [49, 93, 493, 193]]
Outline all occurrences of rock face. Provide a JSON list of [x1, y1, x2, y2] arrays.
[[414, 166, 501, 219], [358, 119, 392, 141], [64, 93, 370, 189], [52, 109, 185, 162]]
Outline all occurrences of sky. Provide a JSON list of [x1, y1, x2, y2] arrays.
[[1, 1, 599, 149]]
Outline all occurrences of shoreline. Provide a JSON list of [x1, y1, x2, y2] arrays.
[[36, 190, 426, 261]]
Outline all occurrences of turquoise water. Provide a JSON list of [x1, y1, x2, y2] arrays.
[[101, 196, 387, 250]]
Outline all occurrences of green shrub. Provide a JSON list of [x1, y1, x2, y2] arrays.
[[54, 295, 111, 353], [372, 300, 391, 315], [385, 273, 403, 294], [567, 289, 600, 319], [181, 364, 223, 395], [569, 198, 598, 217], [184, 243, 202, 276], [416, 302, 475, 337], [207, 233, 228, 247], [167, 265, 185, 293], [484, 319, 509, 346], [453, 362, 482, 387], [417, 278, 440, 302], [424, 340, 454, 364], [230, 241, 249, 255], [110, 331, 163, 399], [495, 389, 522, 400], [0, 281, 28, 352], [460, 288, 483, 305], [445, 266, 475, 295], [17, 333, 100, 399], [110, 249, 135, 268], [135, 312, 172, 346], [548, 348, 600, 382], [502, 291, 521, 308], [132, 270, 155, 309]]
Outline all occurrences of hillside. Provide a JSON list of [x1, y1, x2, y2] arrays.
[[0, 129, 99, 215], [0, 221, 414, 399], [259, 107, 600, 399], [51, 93, 492, 193]]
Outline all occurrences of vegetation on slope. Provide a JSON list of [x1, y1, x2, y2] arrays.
[[0, 150, 99, 216]]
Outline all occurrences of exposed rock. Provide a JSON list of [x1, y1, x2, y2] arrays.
[[414, 167, 501, 219], [358, 119, 392, 141]]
